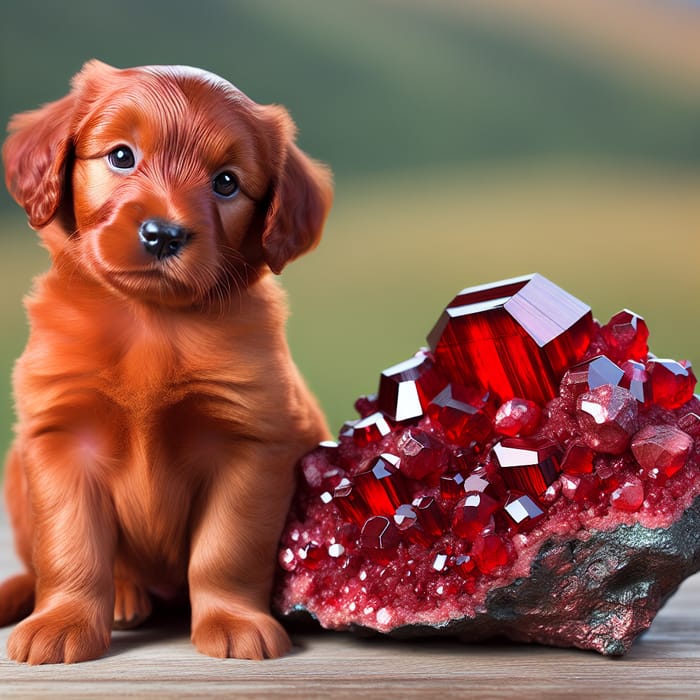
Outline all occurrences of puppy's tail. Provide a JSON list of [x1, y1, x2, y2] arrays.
[[0, 573, 35, 626]]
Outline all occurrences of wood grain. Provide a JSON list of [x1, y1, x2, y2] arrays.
[[1, 506, 699, 699]]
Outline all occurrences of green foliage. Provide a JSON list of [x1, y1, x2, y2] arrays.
[[2, 0, 700, 214]]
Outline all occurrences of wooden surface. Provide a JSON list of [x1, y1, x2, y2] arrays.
[[1, 507, 700, 699]]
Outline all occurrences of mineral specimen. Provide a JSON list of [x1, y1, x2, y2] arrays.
[[275, 273, 700, 655]]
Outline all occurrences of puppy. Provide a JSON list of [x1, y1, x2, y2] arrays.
[[0, 60, 332, 664]]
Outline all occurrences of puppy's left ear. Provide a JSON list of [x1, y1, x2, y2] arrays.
[[261, 130, 333, 275]]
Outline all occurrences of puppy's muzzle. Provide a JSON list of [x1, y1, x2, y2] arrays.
[[139, 219, 190, 260]]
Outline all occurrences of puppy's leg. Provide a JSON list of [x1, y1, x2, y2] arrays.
[[1, 443, 36, 626], [6, 433, 116, 664], [189, 444, 294, 660], [113, 574, 152, 630], [0, 574, 36, 627]]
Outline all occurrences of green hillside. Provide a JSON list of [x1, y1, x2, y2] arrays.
[[2, 0, 700, 213]]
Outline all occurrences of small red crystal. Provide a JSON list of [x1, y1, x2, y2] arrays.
[[353, 453, 405, 517], [561, 442, 595, 475], [377, 352, 446, 422], [678, 412, 700, 439], [297, 542, 325, 570], [330, 477, 367, 525], [427, 274, 593, 405], [352, 412, 392, 446], [492, 438, 562, 496], [411, 495, 445, 536], [463, 471, 492, 494], [393, 504, 431, 545], [300, 443, 343, 490], [440, 472, 466, 500], [453, 554, 477, 580], [396, 429, 449, 481], [646, 359, 697, 409], [610, 477, 644, 512], [494, 398, 542, 437], [452, 492, 500, 539], [504, 493, 544, 530], [427, 383, 493, 443], [631, 424, 694, 479], [360, 516, 400, 553], [393, 503, 418, 530], [471, 534, 510, 575], [601, 309, 649, 362], [576, 385, 639, 455], [560, 474, 600, 505]]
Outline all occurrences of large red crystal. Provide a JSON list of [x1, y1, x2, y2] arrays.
[[276, 275, 700, 656], [427, 274, 593, 405]]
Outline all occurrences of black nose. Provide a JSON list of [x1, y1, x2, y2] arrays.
[[139, 219, 190, 260]]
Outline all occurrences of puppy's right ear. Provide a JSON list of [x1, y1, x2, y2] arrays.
[[2, 91, 80, 229]]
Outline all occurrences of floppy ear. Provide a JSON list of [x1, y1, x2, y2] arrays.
[[261, 137, 333, 275], [2, 91, 79, 229]]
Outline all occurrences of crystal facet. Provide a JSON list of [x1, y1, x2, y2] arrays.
[[352, 453, 405, 518], [620, 360, 650, 404], [504, 493, 544, 529]]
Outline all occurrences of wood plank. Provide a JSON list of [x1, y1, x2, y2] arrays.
[[1, 506, 699, 698]]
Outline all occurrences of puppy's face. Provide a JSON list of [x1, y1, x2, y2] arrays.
[[3, 61, 332, 308]]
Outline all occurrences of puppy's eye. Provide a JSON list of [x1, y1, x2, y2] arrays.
[[213, 171, 239, 198], [107, 146, 136, 172]]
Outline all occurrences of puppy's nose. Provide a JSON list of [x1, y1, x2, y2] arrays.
[[139, 219, 190, 260]]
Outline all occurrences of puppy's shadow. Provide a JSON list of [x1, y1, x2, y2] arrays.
[[104, 603, 192, 659]]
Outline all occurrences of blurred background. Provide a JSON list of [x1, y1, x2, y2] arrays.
[[0, 0, 698, 459]]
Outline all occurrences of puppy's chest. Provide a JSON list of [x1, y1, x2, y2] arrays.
[[99, 325, 249, 424]]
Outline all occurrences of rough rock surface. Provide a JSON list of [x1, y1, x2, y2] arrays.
[[390, 497, 700, 655]]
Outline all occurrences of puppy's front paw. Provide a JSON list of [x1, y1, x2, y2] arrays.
[[113, 579, 152, 630], [7, 608, 110, 664], [192, 611, 292, 660]]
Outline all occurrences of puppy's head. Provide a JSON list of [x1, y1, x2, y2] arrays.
[[3, 60, 333, 307]]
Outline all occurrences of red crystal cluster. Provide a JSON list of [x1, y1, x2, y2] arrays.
[[276, 274, 699, 639]]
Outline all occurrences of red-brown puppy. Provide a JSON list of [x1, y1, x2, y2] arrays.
[[0, 60, 332, 664]]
